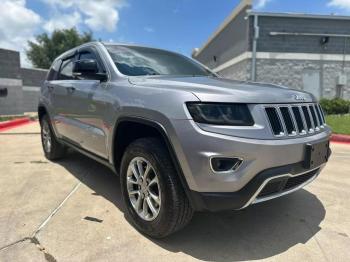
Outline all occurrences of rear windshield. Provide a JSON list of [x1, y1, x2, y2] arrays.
[[105, 45, 213, 77]]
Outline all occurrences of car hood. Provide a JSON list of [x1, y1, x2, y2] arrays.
[[128, 76, 315, 104]]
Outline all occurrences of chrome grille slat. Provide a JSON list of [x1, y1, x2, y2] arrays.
[[307, 106, 316, 132], [315, 105, 324, 126], [317, 104, 326, 125], [310, 105, 320, 130], [288, 107, 299, 134], [302, 106, 314, 133], [264, 103, 326, 137], [265, 107, 285, 136], [298, 106, 309, 134], [276, 107, 288, 135], [291, 106, 306, 134], [280, 106, 297, 136]]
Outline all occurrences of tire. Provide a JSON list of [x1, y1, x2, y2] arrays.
[[120, 137, 193, 238], [40, 114, 66, 160]]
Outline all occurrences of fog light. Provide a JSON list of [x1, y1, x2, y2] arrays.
[[210, 157, 243, 173]]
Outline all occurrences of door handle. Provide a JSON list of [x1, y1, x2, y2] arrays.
[[47, 85, 54, 91], [66, 86, 76, 93]]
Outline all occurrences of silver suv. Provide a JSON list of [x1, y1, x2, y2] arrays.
[[39, 42, 331, 238]]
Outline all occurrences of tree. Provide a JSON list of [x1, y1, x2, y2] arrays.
[[27, 28, 93, 69]]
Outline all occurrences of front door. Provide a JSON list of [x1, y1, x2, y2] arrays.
[[52, 55, 81, 142], [65, 48, 109, 158]]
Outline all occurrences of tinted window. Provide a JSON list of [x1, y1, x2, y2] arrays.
[[105, 45, 213, 77], [47, 59, 62, 81], [58, 58, 74, 80], [79, 51, 96, 61]]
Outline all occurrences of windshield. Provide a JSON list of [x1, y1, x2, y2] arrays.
[[105, 45, 213, 77]]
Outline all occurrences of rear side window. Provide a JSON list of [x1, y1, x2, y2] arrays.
[[47, 60, 62, 81], [58, 57, 75, 80]]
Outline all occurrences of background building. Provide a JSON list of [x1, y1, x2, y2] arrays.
[[192, 0, 350, 100], [0, 48, 47, 115]]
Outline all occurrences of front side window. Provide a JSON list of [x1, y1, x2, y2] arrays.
[[47, 59, 62, 81], [79, 51, 96, 61], [105, 45, 213, 77], [58, 57, 74, 80]]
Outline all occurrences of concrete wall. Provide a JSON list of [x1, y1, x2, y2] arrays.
[[255, 59, 350, 99], [0, 49, 21, 79], [218, 59, 251, 81], [21, 68, 47, 86], [0, 48, 48, 115], [194, 10, 350, 100], [218, 56, 350, 100], [255, 16, 350, 54], [193, 4, 252, 69], [21, 68, 47, 113], [0, 79, 23, 115]]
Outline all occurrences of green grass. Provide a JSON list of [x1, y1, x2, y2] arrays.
[[326, 114, 350, 135], [0, 116, 20, 122]]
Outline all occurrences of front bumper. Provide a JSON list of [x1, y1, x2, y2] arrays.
[[188, 162, 327, 211], [168, 119, 331, 210]]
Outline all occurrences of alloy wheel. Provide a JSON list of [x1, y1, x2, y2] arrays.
[[42, 121, 52, 153], [126, 157, 161, 221]]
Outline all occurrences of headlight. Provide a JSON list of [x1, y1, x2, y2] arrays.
[[186, 102, 254, 126]]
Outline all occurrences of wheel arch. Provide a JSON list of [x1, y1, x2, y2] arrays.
[[111, 117, 196, 207], [38, 104, 48, 123]]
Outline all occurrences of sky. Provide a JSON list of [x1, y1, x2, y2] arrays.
[[1, 0, 350, 68]]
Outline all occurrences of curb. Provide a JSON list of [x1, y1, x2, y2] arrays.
[[330, 134, 350, 145], [0, 117, 33, 132]]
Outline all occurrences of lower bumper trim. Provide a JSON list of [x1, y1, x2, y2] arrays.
[[189, 162, 325, 212]]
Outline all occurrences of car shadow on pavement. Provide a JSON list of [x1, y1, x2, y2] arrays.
[[155, 190, 325, 261], [58, 151, 326, 262]]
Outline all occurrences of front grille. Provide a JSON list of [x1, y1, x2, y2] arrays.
[[264, 103, 326, 137], [257, 169, 318, 198]]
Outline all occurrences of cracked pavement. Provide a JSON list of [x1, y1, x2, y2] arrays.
[[0, 122, 350, 261]]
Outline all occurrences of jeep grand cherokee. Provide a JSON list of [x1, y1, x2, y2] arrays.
[[38, 42, 331, 238]]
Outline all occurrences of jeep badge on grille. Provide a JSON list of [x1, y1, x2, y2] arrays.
[[294, 95, 306, 101]]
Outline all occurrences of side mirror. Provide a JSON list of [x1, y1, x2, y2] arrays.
[[73, 59, 107, 81]]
